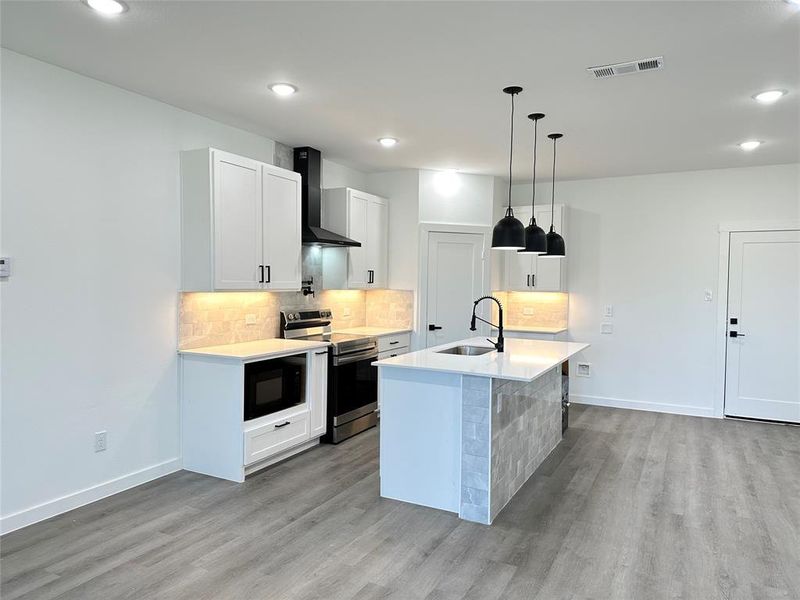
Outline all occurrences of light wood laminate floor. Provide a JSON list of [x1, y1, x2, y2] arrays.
[[2, 405, 798, 600]]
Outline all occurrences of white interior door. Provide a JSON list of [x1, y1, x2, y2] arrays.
[[425, 232, 485, 348], [262, 164, 301, 290], [725, 230, 800, 423]]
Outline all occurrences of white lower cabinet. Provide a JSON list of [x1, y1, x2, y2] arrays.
[[375, 332, 411, 411], [309, 349, 328, 438], [244, 411, 309, 466], [181, 347, 329, 483]]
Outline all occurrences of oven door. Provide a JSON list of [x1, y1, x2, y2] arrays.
[[329, 348, 378, 425], [244, 355, 306, 421]]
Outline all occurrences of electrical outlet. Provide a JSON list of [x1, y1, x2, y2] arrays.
[[704, 290, 713, 302], [576, 362, 591, 377], [523, 307, 535, 316], [245, 314, 257, 325], [94, 431, 107, 453], [601, 323, 614, 334], [343, 307, 351, 318], [603, 304, 614, 318], [497, 396, 503, 414]]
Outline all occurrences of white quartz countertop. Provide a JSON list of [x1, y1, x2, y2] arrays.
[[335, 326, 412, 337], [373, 337, 589, 382], [179, 338, 330, 361], [491, 325, 567, 334]]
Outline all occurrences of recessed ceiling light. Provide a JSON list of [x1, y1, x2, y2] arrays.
[[752, 90, 787, 104], [738, 140, 762, 151], [269, 83, 297, 97], [82, 0, 128, 14], [378, 137, 398, 148]]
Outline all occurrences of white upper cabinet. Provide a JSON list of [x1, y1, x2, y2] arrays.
[[503, 204, 567, 292], [261, 163, 302, 290], [181, 148, 302, 292], [321, 188, 389, 289]]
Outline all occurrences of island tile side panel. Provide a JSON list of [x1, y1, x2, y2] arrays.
[[490, 367, 562, 521], [460, 375, 492, 525]]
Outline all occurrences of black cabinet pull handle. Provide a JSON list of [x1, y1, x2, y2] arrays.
[[259, 265, 265, 283], [274, 421, 291, 429], [531, 274, 535, 287], [266, 265, 271, 283], [527, 274, 530, 287], [428, 324, 442, 331], [389, 341, 399, 345], [315, 350, 329, 355]]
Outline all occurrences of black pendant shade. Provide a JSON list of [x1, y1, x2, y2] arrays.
[[519, 112, 547, 255], [492, 207, 527, 250], [545, 133, 566, 257], [492, 86, 525, 250]]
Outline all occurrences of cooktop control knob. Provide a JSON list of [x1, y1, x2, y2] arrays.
[[287, 314, 294, 321]]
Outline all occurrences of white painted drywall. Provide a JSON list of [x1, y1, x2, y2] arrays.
[[0, 50, 367, 532], [322, 158, 369, 191], [511, 163, 800, 417], [419, 170, 494, 226]]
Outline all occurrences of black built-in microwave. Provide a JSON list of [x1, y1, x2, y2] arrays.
[[244, 355, 306, 421]]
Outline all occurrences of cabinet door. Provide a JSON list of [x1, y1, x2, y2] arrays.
[[347, 192, 370, 288], [504, 206, 535, 291], [367, 198, 388, 287], [532, 257, 564, 291], [309, 349, 329, 438], [262, 164, 302, 290], [212, 151, 262, 290]]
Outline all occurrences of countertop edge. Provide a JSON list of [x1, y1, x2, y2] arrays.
[[178, 340, 330, 361]]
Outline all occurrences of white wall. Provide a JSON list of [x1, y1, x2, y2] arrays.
[[322, 158, 368, 190], [418, 170, 494, 226], [0, 50, 367, 532], [512, 163, 800, 417]]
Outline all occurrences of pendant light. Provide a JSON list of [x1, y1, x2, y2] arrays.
[[491, 86, 525, 250], [518, 113, 547, 254], [545, 133, 566, 256]]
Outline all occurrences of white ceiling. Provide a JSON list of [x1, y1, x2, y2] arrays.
[[2, 1, 798, 181]]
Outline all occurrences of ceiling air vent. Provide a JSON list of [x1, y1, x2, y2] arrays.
[[587, 56, 664, 79]]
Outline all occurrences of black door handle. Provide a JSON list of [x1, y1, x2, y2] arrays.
[[729, 331, 746, 338], [428, 324, 443, 331]]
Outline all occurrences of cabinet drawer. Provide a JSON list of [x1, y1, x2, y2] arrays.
[[244, 412, 308, 466], [378, 333, 410, 352], [378, 348, 408, 360]]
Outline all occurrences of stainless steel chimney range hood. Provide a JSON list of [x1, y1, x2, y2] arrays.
[[293, 146, 361, 247]]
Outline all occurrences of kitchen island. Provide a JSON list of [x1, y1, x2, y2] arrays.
[[374, 337, 589, 524]]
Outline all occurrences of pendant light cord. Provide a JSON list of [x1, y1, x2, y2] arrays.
[[530, 118, 538, 224], [550, 136, 557, 230], [507, 92, 516, 215]]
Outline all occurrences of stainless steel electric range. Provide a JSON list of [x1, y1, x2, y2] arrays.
[[280, 309, 378, 444]]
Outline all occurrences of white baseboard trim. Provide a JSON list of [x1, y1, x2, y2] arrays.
[[571, 394, 718, 419], [1, 458, 181, 535]]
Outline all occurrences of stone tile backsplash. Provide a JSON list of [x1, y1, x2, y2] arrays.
[[491, 291, 569, 329], [178, 246, 414, 349]]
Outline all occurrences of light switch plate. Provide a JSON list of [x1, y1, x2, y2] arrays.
[[0, 257, 10, 278], [601, 323, 614, 334], [704, 290, 713, 302]]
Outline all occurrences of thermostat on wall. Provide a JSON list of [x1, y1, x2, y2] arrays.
[[0, 257, 10, 278]]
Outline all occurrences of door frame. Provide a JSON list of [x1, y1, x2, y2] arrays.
[[417, 223, 491, 350], [712, 219, 800, 419]]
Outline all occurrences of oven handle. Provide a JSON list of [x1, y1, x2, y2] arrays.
[[333, 347, 378, 366]]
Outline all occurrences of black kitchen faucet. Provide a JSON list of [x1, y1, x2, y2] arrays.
[[469, 295, 504, 352]]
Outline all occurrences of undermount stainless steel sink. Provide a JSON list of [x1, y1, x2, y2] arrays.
[[436, 345, 495, 356]]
